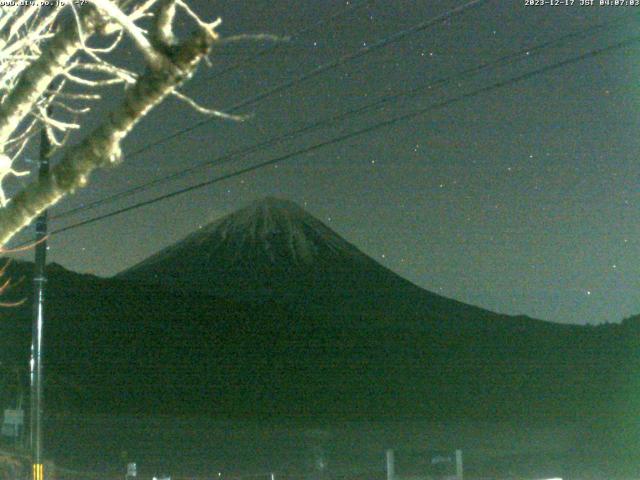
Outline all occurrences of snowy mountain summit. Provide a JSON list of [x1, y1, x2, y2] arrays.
[[124, 197, 366, 274], [119, 197, 479, 317], [200, 196, 365, 267], [119, 197, 387, 303]]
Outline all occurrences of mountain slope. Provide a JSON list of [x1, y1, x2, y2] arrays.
[[0, 198, 637, 425], [0, 262, 635, 422], [118, 197, 530, 326]]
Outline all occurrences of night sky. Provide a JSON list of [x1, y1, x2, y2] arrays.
[[7, 0, 640, 325]]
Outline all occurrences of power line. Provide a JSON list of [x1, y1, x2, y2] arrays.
[[121, 0, 489, 159], [49, 3, 377, 222], [51, 12, 638, 221], [9, 0, 490, 250], [203, 0, 374, 79], [45, 35, 640, 240]]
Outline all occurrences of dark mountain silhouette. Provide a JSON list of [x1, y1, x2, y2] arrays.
[[0, 198, 637, 437], [118, 196, 444, 315], [118, 197, 537, 326]]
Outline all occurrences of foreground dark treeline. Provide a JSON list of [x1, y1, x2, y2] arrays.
[[0, 260, 638, 428], [0, 257, 638, 477]]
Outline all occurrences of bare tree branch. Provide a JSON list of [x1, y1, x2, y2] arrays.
[[0, 23, 219, 246], [0, 7, 104, 147], [88, 0, 164, 68], [0, 0, 259, 247]]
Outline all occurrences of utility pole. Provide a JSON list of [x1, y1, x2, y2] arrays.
[[386, 449, 395, 480], [15, 366, 23, 450], [30, 117, 51, 480], [455, 449, 463, 480]]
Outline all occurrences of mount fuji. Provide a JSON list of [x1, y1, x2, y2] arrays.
[[119, 197, 517, 326], [0, 197, 635, 423]]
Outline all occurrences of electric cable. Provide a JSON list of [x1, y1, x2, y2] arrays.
[[51, 12, 639, 221], [121, 0, 489, 160], [43, 35, 640, 240]]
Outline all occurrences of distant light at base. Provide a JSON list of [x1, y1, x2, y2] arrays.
[[32, 463, 43, 480]]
